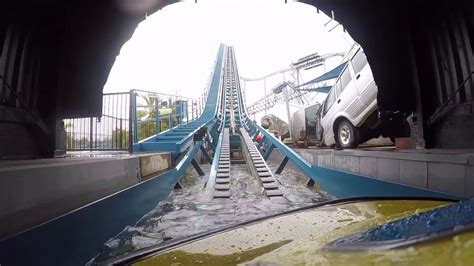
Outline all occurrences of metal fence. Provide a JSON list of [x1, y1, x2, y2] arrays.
[[132, 90, 203, 142], [64, 90, 204, 152], [64, 92, 131, 151]]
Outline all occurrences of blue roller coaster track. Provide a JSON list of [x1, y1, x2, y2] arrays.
[[0, 44, 466, 266]]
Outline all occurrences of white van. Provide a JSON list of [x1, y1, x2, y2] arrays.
[[320, 47, 408, 148]]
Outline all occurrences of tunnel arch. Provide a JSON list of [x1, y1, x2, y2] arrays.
[[0, 0, 473, 158]]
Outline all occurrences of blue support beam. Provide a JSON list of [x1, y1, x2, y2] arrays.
[[3, 43, 466, 266], [276, 155, 289, 174], [263, 143, 275, 161], [191, 159, 204, 176], [208, 122, 219, 151], [156, 97, 161, 135], [254, 124, 461, 200], [200, 145, 213, 164], [133, 45, 224, 156], [205, 119, 226, 193], [208, 138, 216, 152], [0, 141, 204, 266], [131, 91, 139, 143]]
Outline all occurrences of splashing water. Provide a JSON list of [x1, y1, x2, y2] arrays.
[[90, 163, 331, 263]]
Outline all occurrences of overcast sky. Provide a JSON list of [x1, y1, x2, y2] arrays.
[[103, 0, 355, 122]]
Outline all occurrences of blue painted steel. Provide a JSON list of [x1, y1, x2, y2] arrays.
[[209, 123, 218, 151], [206, 127, 225, 192], [297, 86, 331, 93], [199, 145, 213, 164], [156, 96, 161, 134], [191, 158, 205, 176], [175, 100, 184, 125], [131, 91, 139, 143], [263, 143, 275, 160], [254, 124, 461, 200], [325, 198, 474, 251], [2, 44, 465, 266], [205, 53, 227, 192], [276, 156, 289, 174], [205, 78, 227, 192], [311, 165, 461, 199], [295, 62, 347, 89], [133, 44, 225, 158], [0, 142, 204, 266]]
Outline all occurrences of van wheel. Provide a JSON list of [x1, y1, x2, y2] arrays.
[[337, 120, 360, 149]]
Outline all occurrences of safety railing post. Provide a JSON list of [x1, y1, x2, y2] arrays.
[[128, 91, 133, 152], [89, 117, 93, 151], [129, 90, 138, 148], [133, 93, 138, 143], [198, 98, 201, 116], [155, 96, 160, 135], [119, 118, 123, 150], [178, 101, 183, 125], [186, 101, 189, 122], [201, 94, 204, 111]]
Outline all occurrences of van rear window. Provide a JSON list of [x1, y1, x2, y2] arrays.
[[339, 68, 352, 93], [351, 49, 368, 74], [323, 88, 336, 116]]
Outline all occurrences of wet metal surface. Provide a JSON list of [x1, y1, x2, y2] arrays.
[[213, 128, 231, 199], [136, 200, 456, 266], [240, 129, 283, 198], [91, 162, 331, 263]]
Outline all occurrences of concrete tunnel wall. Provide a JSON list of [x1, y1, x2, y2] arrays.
[[0, 0, 177, 159], [0, 0, 473, 159]]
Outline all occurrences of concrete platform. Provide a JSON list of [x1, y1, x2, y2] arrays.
[[0, 152, 171, 239], [268, 148, 474, 198]]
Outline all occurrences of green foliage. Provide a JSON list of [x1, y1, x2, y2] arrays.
[[66, 132, 77, 149], [135, 96, 181, 140], [111, 128, 129, 149]]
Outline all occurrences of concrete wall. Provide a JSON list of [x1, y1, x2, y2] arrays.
[[268, 148, 474, 198], [0, 152, 171, 239], [139, 153, 172, 180], [0, 107, 44, 160]]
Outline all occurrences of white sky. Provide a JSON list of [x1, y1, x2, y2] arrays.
[[104, 0, 355, 122]]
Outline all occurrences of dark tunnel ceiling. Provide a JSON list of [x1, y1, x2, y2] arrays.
[[3, 0, 472, 118]]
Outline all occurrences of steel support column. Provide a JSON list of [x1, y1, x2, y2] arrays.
[[276, 155, 289, 174], [131, 90, 138, 143], [155, 96, 161, 135], [200, 145, 213, 164], [191, 158, 204, 176], [263, 143, 275, 161]]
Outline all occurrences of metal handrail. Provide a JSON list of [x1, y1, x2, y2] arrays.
[[0, 75, 50, 135], [428, 71, 474, 127], [133, 89, 197, 101]]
